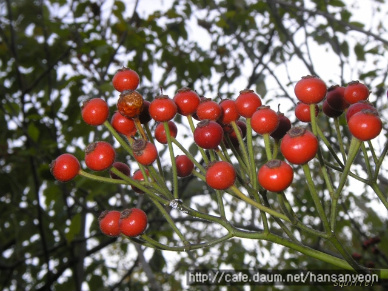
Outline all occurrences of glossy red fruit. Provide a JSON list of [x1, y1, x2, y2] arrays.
[[196, 98, 222, 121], [345, 101, 376, 122], [132, 139, 158, 166], [50, 153, 80, 182], [206, 161, 236, 190], [295, 102, 319, 122], [280, 127, 318, 165], [344, 81, 370, 104], [139, 100, 152, 124], [194, 119, 224, 149], [132, 169, 149, 193], [81, 98, 109, 126], [111, 111, 137, 137], [154, 121, 178, 144], [175, 155, 194, 177], [218, 99, 240, 124], [294, 75, 327, 104], [326, 85, 348, 111], [235, 89, 262, 118], [110, 161, 131, 179], [322, 100, 343, 118], [112, 67, 140, 92], [119, 208, 147, 237], [348, 109, 382, 141], [270, 112, 291, 140], [85, 141, 116, 171], [149, 95, 177, 122], [117, 90, 144, 119], [258, 160, 294, 192], [251, 106, 279, 135], [173, 87, 201, 116], [99, 210, 121, 236]]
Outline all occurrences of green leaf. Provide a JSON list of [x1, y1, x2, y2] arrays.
[[66, 213, 82, 243], [27, 123, 40, 142], [354, 43, 365, 61]]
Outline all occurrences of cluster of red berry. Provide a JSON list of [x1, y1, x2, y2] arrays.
[[50, 68, 383, 241]]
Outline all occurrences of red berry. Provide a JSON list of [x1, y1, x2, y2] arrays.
[[270, 112, 291, 140], [50, 153, 80, 182], [112, 67, 140, 92], [258, 160, 294, 192], [132, 169, 149, 193], [155, 121, 178, 144], [173, 87, 201, 116], [99, 210, 121, 237], [196, 98, 222, 121], [119, 208, 147, 237], [235, 89, 262, 118], [117, 90, 144, 119], [110, 161, 131, 179], [175, 155, 194, 177], [85, 141, 116, 171], [111, 111, 137, 137], [251, 106, 279, 135], [295, 102, 319, 122], [280, 127, 318, 165], [344, 80, 370, 104], [351, 253, 362, 261], [139, 100, 152, 124], [326, 85, 349, 111], [218, 99, 240, 124], [348, 109, 382, 141], [132, 139, 158, 166], [194, 119, 224, 149], [206, 161, 236, 190], [345, 101, 376, 122], [81, 98, 109, 126], [294, 75, 327, 104], [149, 95, 177, 122], [322, 100, 343, 118]]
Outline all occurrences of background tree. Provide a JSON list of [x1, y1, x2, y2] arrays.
[[1, 0, 387, 290]]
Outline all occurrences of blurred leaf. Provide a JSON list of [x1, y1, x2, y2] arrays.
[[66, 213, 81, 243]]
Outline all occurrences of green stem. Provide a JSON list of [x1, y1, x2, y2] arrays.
[[246, 118, 258, 189], [264, 233, 354, 271], [109, 167, 170, 205], [361, 142, 373, 178], [231, 121, 252, 180], [263, 133, 272, 160], [309, 103, 318, 136], [150, 195, 190, 246], [103, 120, 133, 155], [373, 140, 388, 182], [229, 185, 290, 222], [317, 126, 344, 168], [216, 190, 227, 219], [163, 121, 179, 199], [330, 137, 362, 230], [171, 137, 206, 174], [79, 169, 130, 185], [370, 182, 388, 211], [144, 122, 165, 179], [334, 117, 347, 163], [140, 233, 233, 251], [302, 164, 331, 233]]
